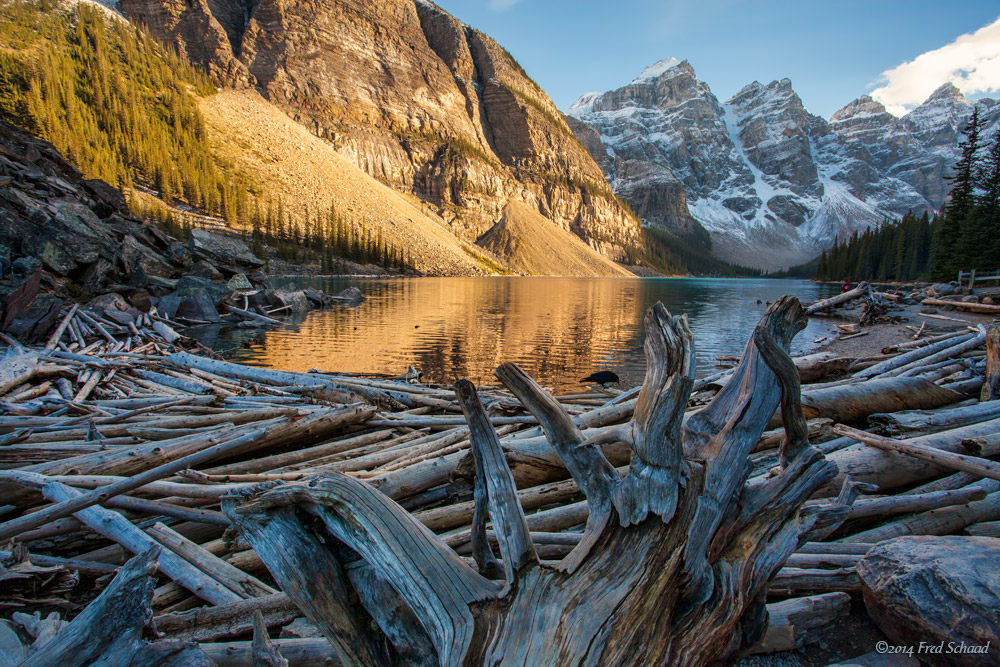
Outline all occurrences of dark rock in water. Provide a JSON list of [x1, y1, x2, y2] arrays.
[[156, 294, 182, 320], [857, 535, 1000, 667], [274, 290, 310, 312], [187, 259, 224, 280], [330, 286, 365, 304], [303, 287, 331, 307], [173, 294, 221, 323], [173, 275, 232, 306], [83, 179, 129, 218], [187, 228, 263, 271], [4, 296, 62, 343]]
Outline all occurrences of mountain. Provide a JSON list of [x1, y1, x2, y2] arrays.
[[115, 0, 641, 271], [567, 59, 1000, 270]]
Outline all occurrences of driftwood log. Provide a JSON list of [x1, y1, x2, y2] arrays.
[[223, 298, 857, 666]]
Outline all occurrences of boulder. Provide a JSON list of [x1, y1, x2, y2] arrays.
[[186, 259, 223, 281], [330, 286, 365, 304], [10, 257, 41, 276], [226, 273, 253, 291], [173, 275, 232, 306], [928, 283, 956, 297], [173, 294, 221, 323], [303, 287, 331, 307], [127, 266, 176, 296], [82, 179, 129, 219], [164, 243, 194, 269], [187, 229, 263, 271], [118, 235, 173, 279], [273, 289, 310, 312], [158, 293, 220, 323], [87, 293, 130, 316], [4, 297, 62, 343], [128, 289, 152, 313], [962, 295, 980, 303], [857, 536, 1000, 667], [80, 259, 117, 296]]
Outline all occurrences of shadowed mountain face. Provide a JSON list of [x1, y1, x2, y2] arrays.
[[568, 59, 1000, 270], [118, 0, 640, 263]]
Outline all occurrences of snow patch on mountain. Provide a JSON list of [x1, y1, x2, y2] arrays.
[[631, 57, 681, 84], [568, 58, 1000, 270]]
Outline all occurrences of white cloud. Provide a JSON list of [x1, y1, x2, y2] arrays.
[[489, 0, 521, 10], [870, 16, 1000, 116]]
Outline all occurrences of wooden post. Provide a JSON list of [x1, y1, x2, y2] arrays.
[[970, 268, 977, 289]]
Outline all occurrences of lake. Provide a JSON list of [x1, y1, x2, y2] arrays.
[[220, 277, 840, 392]]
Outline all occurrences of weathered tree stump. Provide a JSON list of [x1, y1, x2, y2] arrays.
[[224, 298, 856, 666]]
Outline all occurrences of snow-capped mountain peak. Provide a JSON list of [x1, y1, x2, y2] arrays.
[[566, 61, 1000, 270], [630, 57, 681, 84]]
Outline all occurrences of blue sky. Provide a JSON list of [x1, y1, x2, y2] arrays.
[[430, 0, 1000, 119]]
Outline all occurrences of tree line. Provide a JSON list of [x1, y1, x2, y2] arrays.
[[0, 1, 415, 274], [929, 106, 1000, 279], [814, 211, 936, 282], [808, 105, 998, 283]]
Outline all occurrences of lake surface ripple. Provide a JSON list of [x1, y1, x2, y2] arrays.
[[223, 277, 839, 392]]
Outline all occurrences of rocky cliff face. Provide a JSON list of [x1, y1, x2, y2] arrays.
[[119, 0, 639, 261], [569, 59, 1000, 270]]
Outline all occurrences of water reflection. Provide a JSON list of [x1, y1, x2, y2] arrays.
[[224, 278, 838, 392]]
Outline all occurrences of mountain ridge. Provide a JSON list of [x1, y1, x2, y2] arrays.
[[116, 0, 643, 270], [567, 59, 1000, 270]]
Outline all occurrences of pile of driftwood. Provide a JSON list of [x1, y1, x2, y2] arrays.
[[0, 294, 997, 665]]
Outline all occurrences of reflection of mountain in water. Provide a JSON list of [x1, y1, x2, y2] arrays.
[[226, 278, 837, 392]]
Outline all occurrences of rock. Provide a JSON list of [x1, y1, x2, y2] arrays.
[[82, 179, 130, 218], [128, 289, 152, 313], [187, 229, 263, 271], [962, 295, 980, 303], [102, 309, 135, 326], [173, 275, 232, 306], [278, 618, 324, 639], [920, 307, 938, 314], [80, 259, 117, 296], [119, 234, 173, 279], [127, 266, 177, 296], [984, 296, 997, 305], [857, 536, 1000, 667], [302, 287, 331, 307], [928, 283, 956, 297], [120, 0, 640, 267], [87, 293, 130, 316], [187, 259, 224, 281], [330, 286, 365, 304], [4, 297, 62, 343], [173, 294, 221, 323], [226, 273, 253, 291], [273, 289, 310, 312], [164, 243, 194, 269], [10, 257, 41, 275]]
